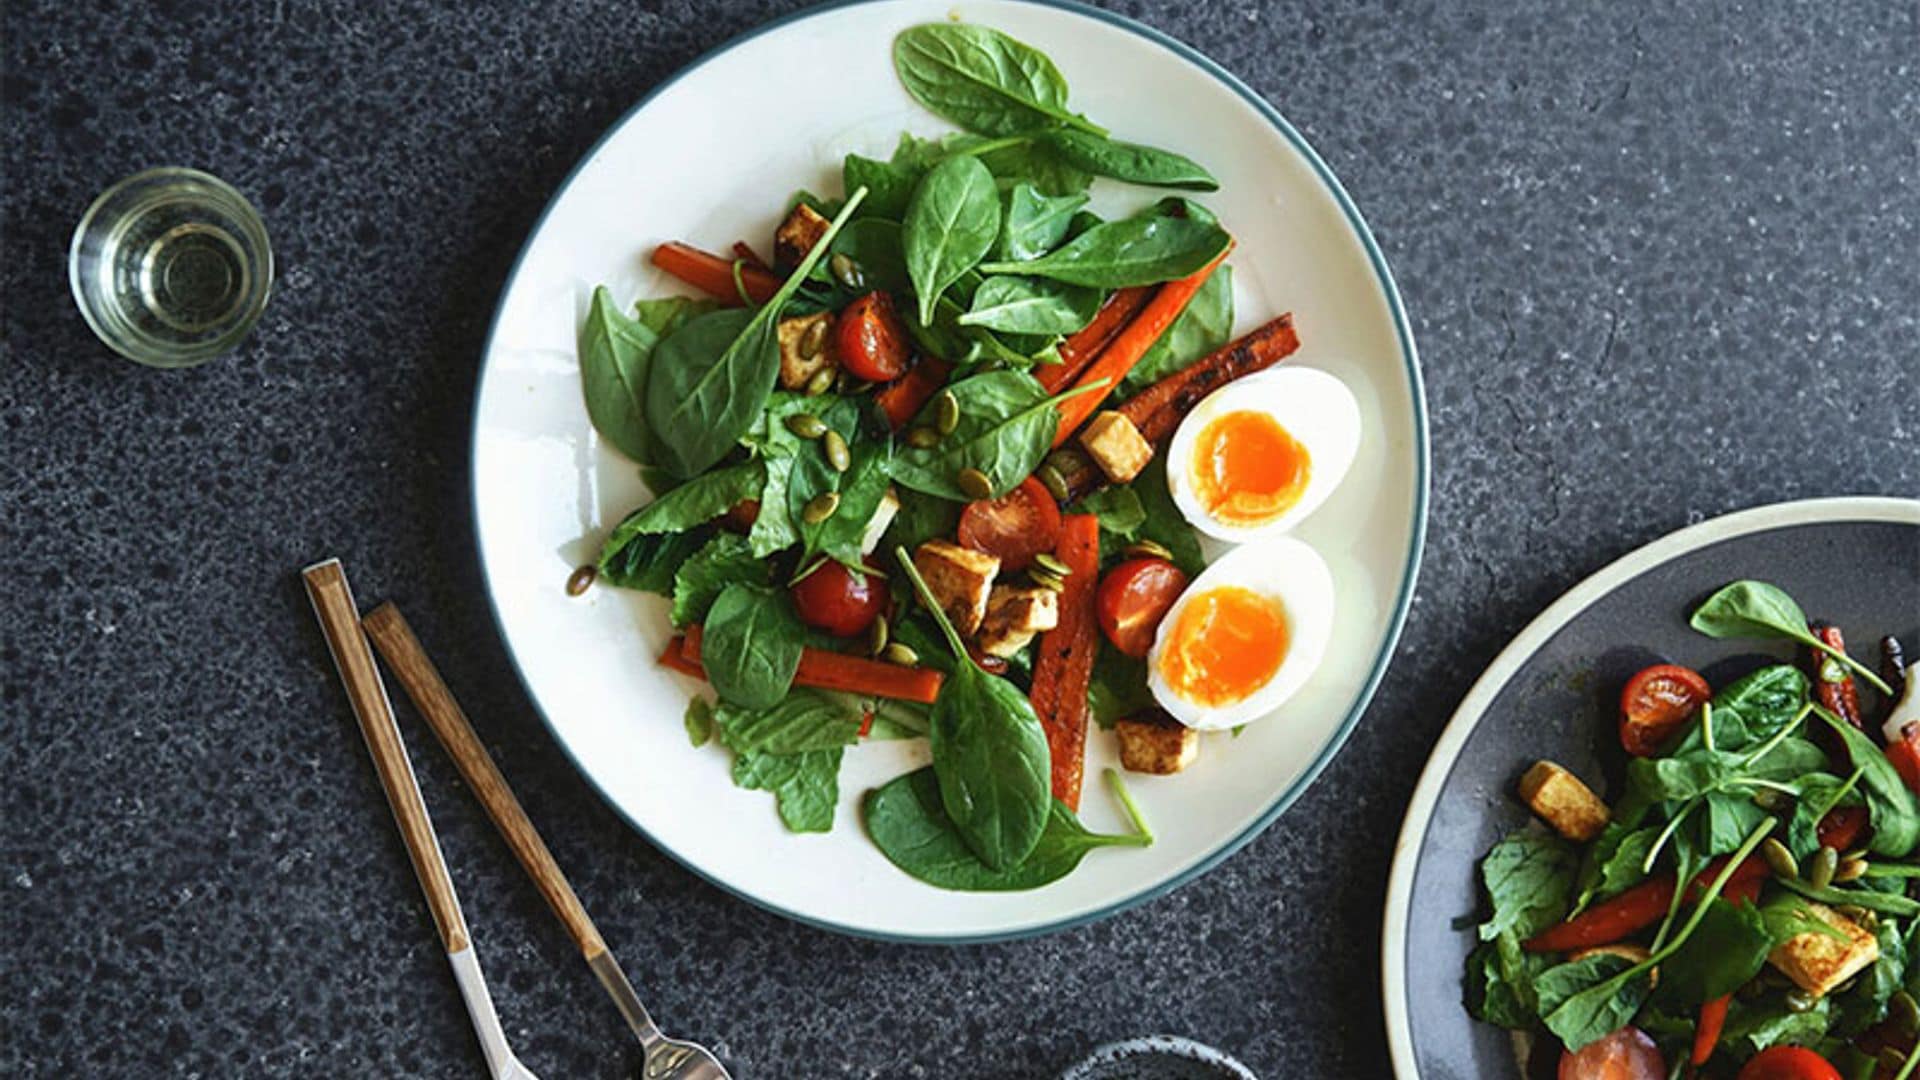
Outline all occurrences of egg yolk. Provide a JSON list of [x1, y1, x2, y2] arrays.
[[1157, 586, 1290, 707], [1192, 410, 1312, 526]]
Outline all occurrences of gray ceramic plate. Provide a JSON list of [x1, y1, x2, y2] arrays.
[[1382, 497, 1920, 1078]]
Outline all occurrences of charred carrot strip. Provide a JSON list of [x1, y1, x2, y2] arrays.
[[731, 241, 772, 273], [1028, 514, 1100, 808], [1525, 857, 1765, 952], [1050, 246, 1233, 448], [651, 242, 780, 306], [1119, 313, 1300, 445], [1035, 286, 1153, 393], [1690, 876, 1760, 1066], [874, 357, 951, 431], [680, 627, 943, 704], [1808, 622, 1864, 729]]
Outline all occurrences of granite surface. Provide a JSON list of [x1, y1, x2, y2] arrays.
[[3, 1, 1916, 1077]]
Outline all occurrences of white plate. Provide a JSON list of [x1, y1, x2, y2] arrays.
[[473, 0, 1426, 942]]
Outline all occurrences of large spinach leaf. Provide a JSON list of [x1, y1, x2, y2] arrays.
[[714, 688, 863, 755], [979, 214, 1230, 288], [599, 529, 710, 595], [1817, 706, 1920, 857], [863, 767, 1146, 890], [1476, 831, 1577, 943], [701, 583, 806, 710], [1122, 265, 1234, 394], [1691, 580, 1892, 693], [998, 183, 1088, 261], [1672, 664, 1812, 754], [598, 461, 764, 587], [670, 532, 768, 626], [895, 547, 1053, 870], [904, 155, 1001, 324], [645, 190, 867, 479], [1040, 128, 1218, 191], [1654, 898, 1773, 1005], [843, 154, 918, 221], [958, 275, 1100, 335], [579, 290, 714, 463], [891, 370, 1070, 500], [891, 23, 1101, 137]]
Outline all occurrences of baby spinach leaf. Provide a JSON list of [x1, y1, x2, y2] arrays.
[[1787, 769, 1861, 858], [843, 154, 918, 220], [895, 547, 1053, 871], [880, 488, 961, 557], [1087, 644, 1152, 728], [750, 454, 799, 557], [1672, 664, 1812, 754], [904, 155, 1001, 325], [1570, 824, 1661, 915], [1538, 953, 1654, 1050], [1477, 831, 1578, 942], [891, 370, 1063, 500], [732, 748, 841, 833], [1468, 932, 1554, 1029], [1131, 456, 1206, 575], [1040, 129, 1219, 191], [1069, 485, 1148, 544], [979, 215, 1230, 288], [683, 698, 714, 748], [599, 460, 765, 587], [800, 440, 894, 569], [998, 183, 1089, 261], [670, 532, 768, 626], [714, 688, 863, 754], [579, 288, 709, 464], [977, 139, 1093, 197], [646, 189, 867, 479], [1123, 265, 1234, 394], [1721, 994, 1834, 1058], [1691, 580, 1893, 694], [701, 583, 806, 710], [1655, 897, 1772, 1005], [598, 529, 709, 594], [892, 23, 1102, 137], [863, 767, 1147, 890], [958, 275, 1100, 335], [1816, 707, 1920, 857], [824, 218, 910, 295]]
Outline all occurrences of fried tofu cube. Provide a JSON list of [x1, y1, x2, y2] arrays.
[[913, 540, 999, 636], [1518, 761, 1610, 842], [1569, 944, 1657, 987], [1115, 711, 1200, 775], [976, 585, 1060, 658], [774, 202, 832, 269], [1077, 411, 1154, 484], [776, 312, 835, 390], [1769, 903, 1880, 998]]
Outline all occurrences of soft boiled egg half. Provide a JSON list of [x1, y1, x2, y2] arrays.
[[1165, 367, 1361, 542], [1146, 536, 1335, 730]]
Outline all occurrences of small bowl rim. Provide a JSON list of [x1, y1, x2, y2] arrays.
[[1059, 1034, 1260, 1080]]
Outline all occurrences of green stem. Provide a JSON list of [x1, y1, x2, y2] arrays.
[[893, 545, 973, 667], [1701, 701, 1716, 753], [1643, 799, 1698, 875], [1806, 634, 1894, 696], [1741, 703, 1814, 768], [1895, 1041, 1920, 1080], [941, 134, 1035, 160], [1104, 768, 1155, 845], [1740, 778, 1801, 795]]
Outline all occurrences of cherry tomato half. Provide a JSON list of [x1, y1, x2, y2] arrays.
[[790, 560, 885, 637], [1736, 1046, 1841, 1080], [1096, 557, 1190, 659], [956, 477, 1062, 572], [834, 291, 912, 383], [1558, 1027, 1666, 1080], [1619, 663, 1713, 757]]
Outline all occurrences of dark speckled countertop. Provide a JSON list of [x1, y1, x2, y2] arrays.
[[4, 2, 1916, 1077]]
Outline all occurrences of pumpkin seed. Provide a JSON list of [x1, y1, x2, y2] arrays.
[[1836, 856, 1870, 883], [906, 426, 942, 449], [934, 390, 960, 436], [1860, 909, 1880, 932], [1753, 788, 1791, 812], [804, 367, 836, 396], [1809, 846, 1839, 889], [830, 252, 866, 291], [1035, 462, 1070, 501], [823, 430, 851, 472], [1892, 991, 1920, 1035], [867, 614, 890, 657], [565, 564, 597, 597], [1836, 903, 1870, 922], [800, 317, 830, 359], [881, 642, 919, 667], [957, 467, 994, 500], [1045, 447, 1089, 477], [785, 413, 828, 439], [1843, 847, 1870, 863], [1029, 569, 1066, 593], [1123, 539, 1175, 562], [1031, 552, 1071, 578], [1763, 838, 1800, 881], [802, 491, 841, 524], [1785, 990, 1818, 1014], [1882, 1047, 1911, 1071]]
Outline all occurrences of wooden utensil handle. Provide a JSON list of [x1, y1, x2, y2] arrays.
[[302, 560, 470, 953], [361, 602, 609, 960]]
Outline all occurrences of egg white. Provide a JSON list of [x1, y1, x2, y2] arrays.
[[1164, 366, 1361, 543], [1146, 536, 1336, 731]]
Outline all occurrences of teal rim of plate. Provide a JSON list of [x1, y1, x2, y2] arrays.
[[469, 0, 1429, 945]]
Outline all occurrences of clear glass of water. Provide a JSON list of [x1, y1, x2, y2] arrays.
[[68, 167, 273, 368]]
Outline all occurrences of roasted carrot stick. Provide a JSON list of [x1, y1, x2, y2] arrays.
[[651, 242, 781, 306], [731, 241, 772, 273], [1028, 514, 1100, 808], [679, 627, 943, 704], [1051, 245, 1233, 447], [659, 636, 706, 678], [1691, 994, 1730, 1067], [874, 357, 951, 430], [1118, 313, 1299, 445], [1035, 286, 1152, 393]]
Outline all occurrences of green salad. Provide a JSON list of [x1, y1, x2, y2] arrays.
[[1467, 580, 1920, 1079], [573, 23, 1304, 892]]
